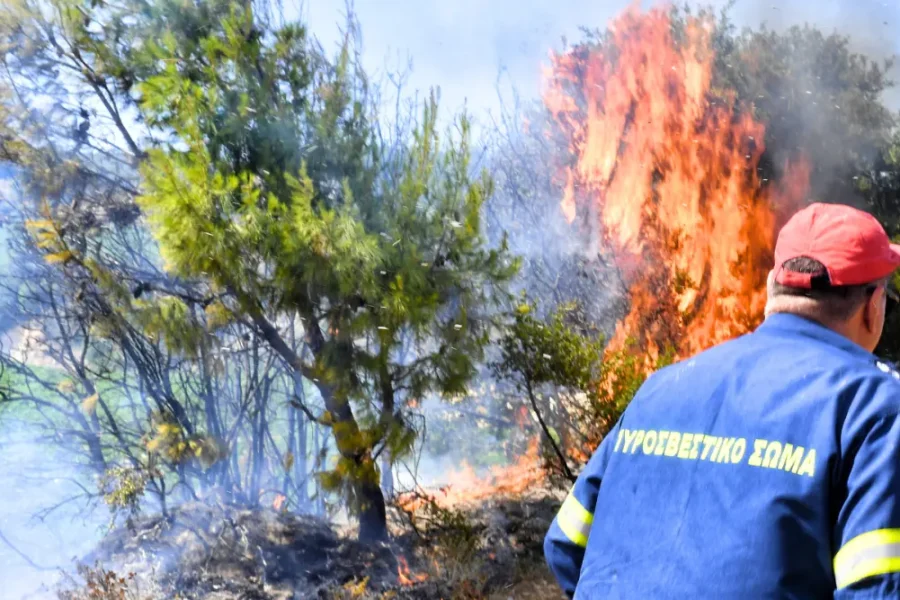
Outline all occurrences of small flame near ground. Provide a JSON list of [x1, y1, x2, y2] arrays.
[[394, 440, 545, 585], [397, 556, 428, 586], [398, 438, 545, 514], [543, 5, 809, 365]]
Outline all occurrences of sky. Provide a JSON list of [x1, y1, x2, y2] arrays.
[[300, 0, 900, 130]]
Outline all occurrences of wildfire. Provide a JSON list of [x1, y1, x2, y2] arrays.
[[397, 438, 545, 513], [403, 4, 811, 543], [543, 6, 809, 363]]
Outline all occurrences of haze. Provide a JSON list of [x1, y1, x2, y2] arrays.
[[304, 0, 900, 123]]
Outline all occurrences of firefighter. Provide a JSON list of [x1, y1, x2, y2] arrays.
[[544, 202, 900, 598]]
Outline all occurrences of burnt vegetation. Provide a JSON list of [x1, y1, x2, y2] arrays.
[[1, 1, 899, 598]]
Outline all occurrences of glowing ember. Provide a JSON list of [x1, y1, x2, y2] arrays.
[[543, 6, 809, 363], [397, 556, 428, 586], [398, 438, 546, 513]]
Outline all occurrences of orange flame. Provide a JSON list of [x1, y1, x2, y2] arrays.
[[397, 556, 428, 586], [398, 438, 545, 513], [543, 6, 808, 364]]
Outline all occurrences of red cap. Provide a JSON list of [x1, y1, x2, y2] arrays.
[[774, 203, 900, 288]]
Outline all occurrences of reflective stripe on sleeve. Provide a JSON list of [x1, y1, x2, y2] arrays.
[[556, 491, 594, 548], [834, 529, 900, 589]]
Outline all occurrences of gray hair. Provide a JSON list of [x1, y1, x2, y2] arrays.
[[769, 257, 883, 323]]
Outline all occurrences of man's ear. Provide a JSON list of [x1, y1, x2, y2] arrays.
[[864, 286, 885, 332]]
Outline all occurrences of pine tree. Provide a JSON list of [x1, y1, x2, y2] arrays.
[[131, 2, 518, 540]]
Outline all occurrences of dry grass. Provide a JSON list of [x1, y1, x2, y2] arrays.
[[57, 564, 162, 600], [487, 564, 565, 600]]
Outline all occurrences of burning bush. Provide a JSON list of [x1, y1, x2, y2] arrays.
[[544, 5, 811, 364], [490, 301, 673, 477]]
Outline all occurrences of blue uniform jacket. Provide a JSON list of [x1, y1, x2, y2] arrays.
[[545, 313, 900, 598]]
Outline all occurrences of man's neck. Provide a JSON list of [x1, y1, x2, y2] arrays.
[[764, 308, 863, 350]]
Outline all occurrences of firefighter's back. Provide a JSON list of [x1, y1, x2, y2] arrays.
[[575, 313, 895, 599]]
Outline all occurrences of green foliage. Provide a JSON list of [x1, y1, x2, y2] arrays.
[[493, 300, 598, 477], [493, 299, 675, 476], [710, 12, 895, 191], [0, 0, 516, 539], [99, 466, 154, 516], [493, 300, 605, 395], [124, 0, 517, 536], [133, 297, 204, 356]]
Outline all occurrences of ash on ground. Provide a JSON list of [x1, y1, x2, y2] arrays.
[[58, 493, 562, 599]]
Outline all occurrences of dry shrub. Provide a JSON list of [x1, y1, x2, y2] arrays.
[[57, 564, 161, 600], [393, 493, 491, 598]]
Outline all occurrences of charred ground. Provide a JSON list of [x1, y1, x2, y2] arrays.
[[57, 492, 562, 600]]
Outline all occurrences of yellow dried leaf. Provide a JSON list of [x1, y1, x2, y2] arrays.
[[283, 451, 294, 472], [35, 230, 57, 246], [25, 219, 53, 230], [81, 393, 99, 415], [343, 577, 369, 597], [56, 379, 75, 393], [45, 250, 74, 264]]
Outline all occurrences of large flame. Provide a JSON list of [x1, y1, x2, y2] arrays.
[[544, 6, 809, 362], [400, 6, 812, 518]]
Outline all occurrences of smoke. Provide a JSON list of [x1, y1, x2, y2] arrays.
[[306, 0, 900, 129], [730, 0, 900, 109], [307, 0, 900, 318], [0, 423, 106, 599]]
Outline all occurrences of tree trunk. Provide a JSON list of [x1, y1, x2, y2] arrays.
[[248, 340, 263, 506], [199, 344, 226, 490], [244, 305, 388, 540], [356, 472, 388, 542], [378, 361, 395, 501], [526, 379, 575, 482], [320, 386, 388, 542]]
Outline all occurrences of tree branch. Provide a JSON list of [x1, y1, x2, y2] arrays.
[[525, 378, 575, 482]]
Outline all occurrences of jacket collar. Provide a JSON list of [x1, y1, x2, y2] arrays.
[[755, 312, 878, 364]]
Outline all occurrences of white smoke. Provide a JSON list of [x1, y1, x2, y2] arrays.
[[0, 424, 106, 599]]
